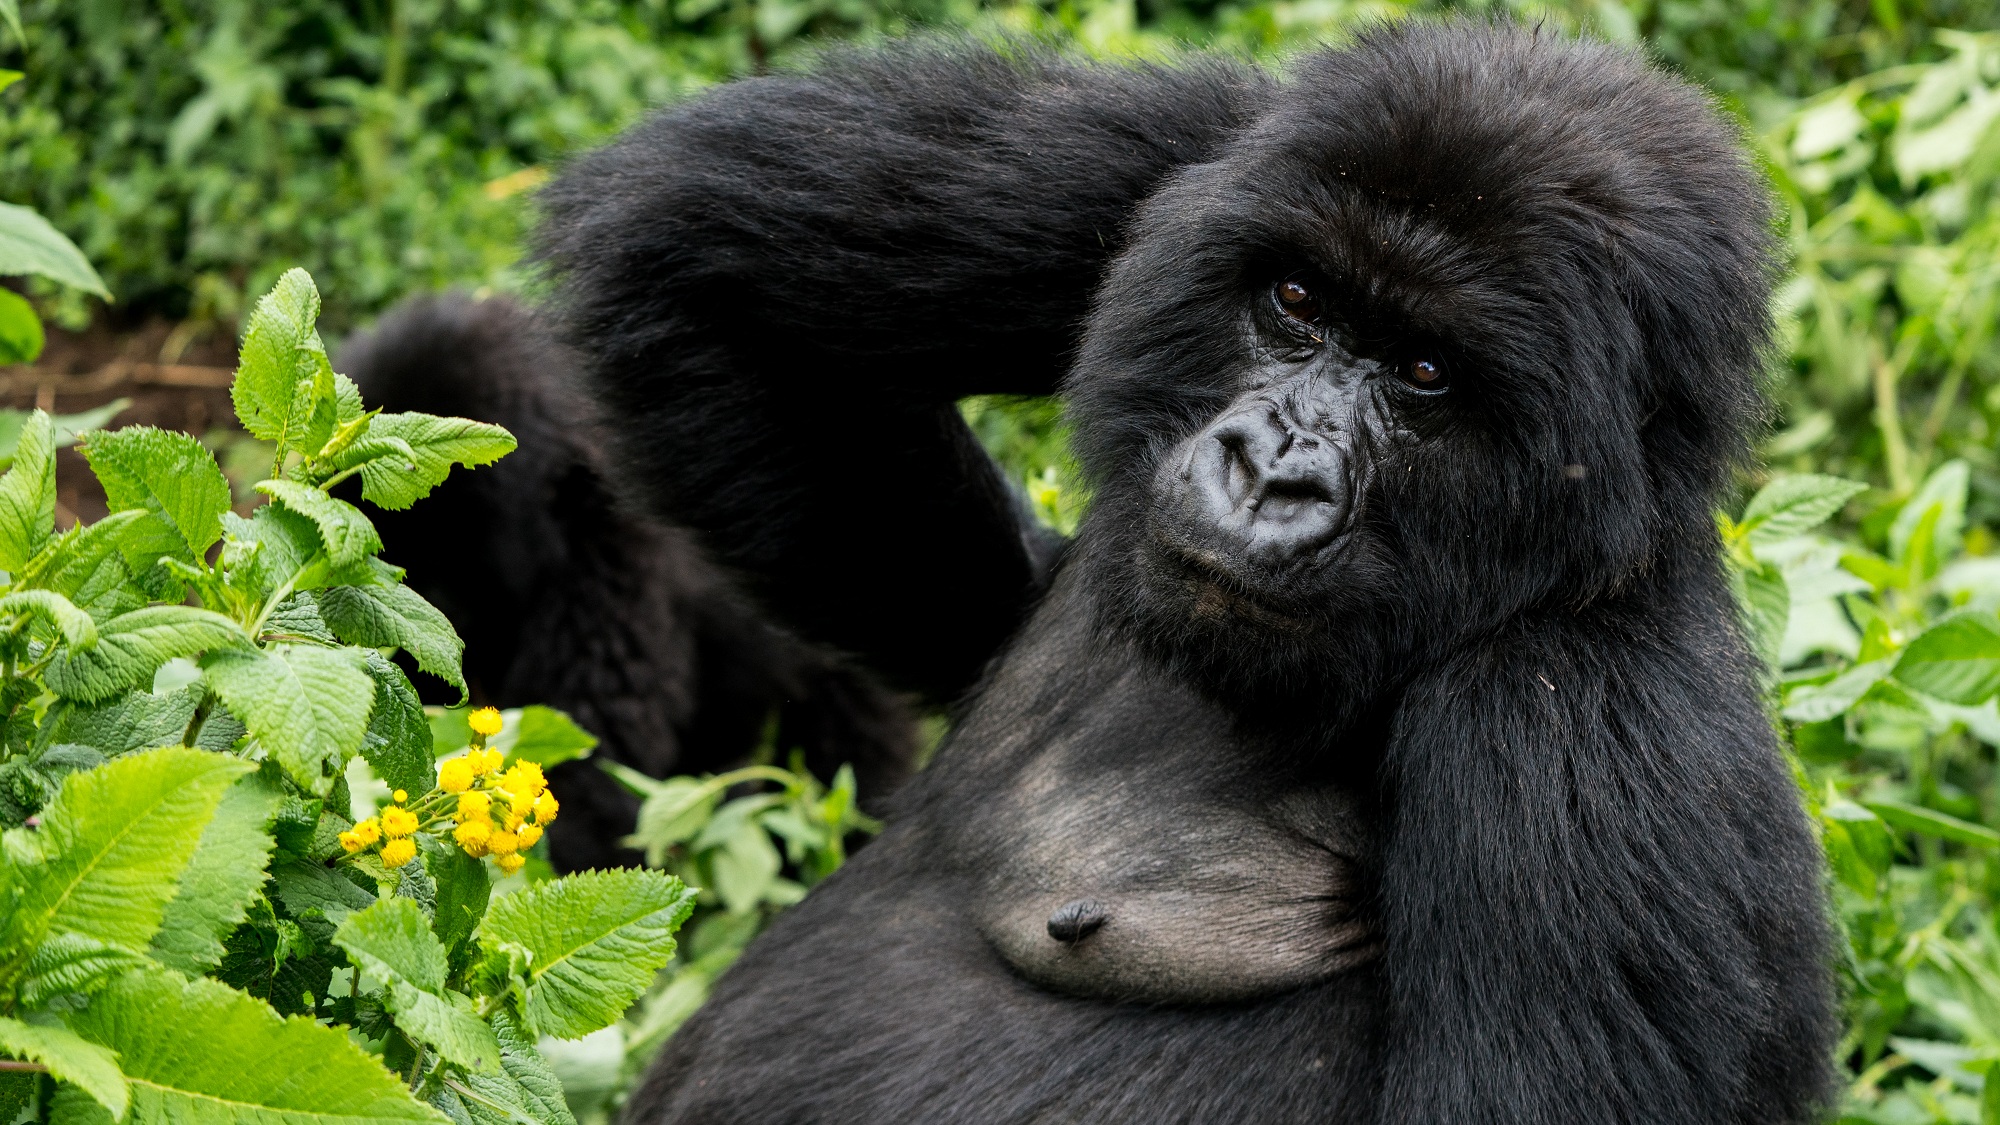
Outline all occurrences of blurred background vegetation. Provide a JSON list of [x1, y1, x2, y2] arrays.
[[6, 0, 2000, 1121]]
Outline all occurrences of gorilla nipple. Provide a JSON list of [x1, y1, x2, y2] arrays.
[[1047, 899, 1108, 945]]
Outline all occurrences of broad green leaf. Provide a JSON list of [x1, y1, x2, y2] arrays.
[[362, 651, 436, 796], [0, 399, 135, 470], [0, 1016, 126, 1118], [20, 510, 147, 608], [15, 932, 150, 1009], [334, 898, 501, 1073], [80, 426, 233, 557], [271, 858, 376, 935], [1782, 657, 1896, 723], [221, 505, 323, 600], [4, 747, 252, 958], [616, 770, 718, 868], [476, 869, 695, 1039], [321, 582, 467, 699], [419, 836, 488, 971], [430, 707, 475, 755], [60, 968, 446, 1125], [449, 1013, 575, 1125], [1890, 459, 1969, 568], [1895, 614, 2000, 705], [234, 269, 322, 446], [1742, 473, 1868, 545], [499, 707, 597, 768], [255, 479, 382, 568], [0, 589, 96, 649], [44, 606, 252, 703], [352, 413, 516, 511], [1867, 799, 2000, 849], [41, 687, 201, 756], [0, 408, 54, 570], [203, 645, 375, 795], [150, 771, 283, 975], [0, 286, 43, 364], [265, 591, 338, 643], [0, 202, 111, 298]]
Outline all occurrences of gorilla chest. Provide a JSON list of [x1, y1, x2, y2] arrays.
[[946, 665, 1381, 1005]]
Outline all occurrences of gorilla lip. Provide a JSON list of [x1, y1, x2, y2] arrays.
[[1146, 530, 1316, 632]]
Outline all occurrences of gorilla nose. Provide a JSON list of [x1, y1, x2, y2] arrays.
[[1182, 406, 1349, 567]]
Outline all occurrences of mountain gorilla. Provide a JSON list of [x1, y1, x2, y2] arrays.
[[527, 20, 1836, 1124]]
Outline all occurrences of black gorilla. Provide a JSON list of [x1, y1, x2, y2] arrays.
[[512, 20, 1828, 1123], [332, 297, 920, 872]]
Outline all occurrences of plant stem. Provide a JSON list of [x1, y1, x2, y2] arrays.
[[1873, 343, 1913, 495]]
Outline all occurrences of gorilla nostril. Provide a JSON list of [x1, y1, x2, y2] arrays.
[[1047, 899, 1108, 945], [1217, 433, 1259, 509]]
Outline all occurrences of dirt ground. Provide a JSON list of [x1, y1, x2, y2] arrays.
[[3, 319, 243, 526]]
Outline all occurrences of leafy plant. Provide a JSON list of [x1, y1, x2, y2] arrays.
[[0, 268, 693, 1125]]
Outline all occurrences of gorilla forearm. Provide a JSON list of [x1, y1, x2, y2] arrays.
[[535, 47, 1264, 699]]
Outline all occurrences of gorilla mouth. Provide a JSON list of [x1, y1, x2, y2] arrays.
[[1148, 533, 1315, 633]]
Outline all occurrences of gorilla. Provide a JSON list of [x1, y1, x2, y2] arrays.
[[406, 19, 1840, 1123], [334, 296, 921, 872]]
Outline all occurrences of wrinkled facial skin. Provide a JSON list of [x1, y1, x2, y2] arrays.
[[1064, 42, 1772, 714]]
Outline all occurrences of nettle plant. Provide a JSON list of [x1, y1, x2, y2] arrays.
[[0, 269, 694, 1125]]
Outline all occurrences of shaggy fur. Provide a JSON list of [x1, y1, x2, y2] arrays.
[[334, 296, 919, 872], [527, 21, 1834, 1124]]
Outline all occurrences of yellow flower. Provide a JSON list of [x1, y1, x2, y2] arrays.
[[454, 820, 492, 857], [487, 829, 521, 858], [349, 818, 382, 847], [532, 792, 559, 824], [338, 829, 366, 853], [381, 806, 419, 838], [457, 791, 492, 822], [502, 761, 546, 798], [438, 757, 474, 794], [468, 707, 504, 737], [507, 790, 536, 818], [380, 838, 417, 868], [469, 748, 504, 777], [504, 812, 524, 832], [392, 789, 409, 804], [495, 853, 526, 876], [515, 823, 543, 849]]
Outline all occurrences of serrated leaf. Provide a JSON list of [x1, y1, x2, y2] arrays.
[[449, 1013, 575, 1125], [0, 1016, 126, 1118], [475, 869, 695, 1039], [15, 932, 150, 1009], [419, 836, 488, 972], [3, 747, 253, 959], [234, 269, 322, 446], [0, 589, 96, 648], [20, 510, 148, 614], [0, 409, 54, 570], [60, 968, 446, 1125], [335, 898, 501, 1073], [352, 414, 516, 511], [1894, 613, 2000, 705], [44, 606, 252, 703], [203, 645, 375, 795], [150, 770, 283, 974], [221, 505, 324, 600], [321, 582, 467, 700], [41, 687, 202, 755], [362, 651, 436, 796], [80, 426, 233, 557], [1741, 473, 1868, 545], [272, 859, 376, 936], [265, 591, 338, 644], [0, 202, 110, 298], [1783, 657, 1896, 723], [254, 479, 383, 569]]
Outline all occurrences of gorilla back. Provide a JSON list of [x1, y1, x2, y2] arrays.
[[538, 22, 1837, 1125]]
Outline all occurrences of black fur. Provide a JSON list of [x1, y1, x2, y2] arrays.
[[527, 22, 1834, 1124], [334, 295, 918, 872]]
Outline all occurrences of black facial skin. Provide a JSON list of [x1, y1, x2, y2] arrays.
[[514, 21, 1837, 1125]]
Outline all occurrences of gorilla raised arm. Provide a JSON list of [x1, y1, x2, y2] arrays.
[[540, 24, 1835, 1125]]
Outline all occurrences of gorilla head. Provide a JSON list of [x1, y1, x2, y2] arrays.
[[1066, 29, 1771, 711]]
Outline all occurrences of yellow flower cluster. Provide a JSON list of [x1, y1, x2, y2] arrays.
[[338, 790, 421, 868]]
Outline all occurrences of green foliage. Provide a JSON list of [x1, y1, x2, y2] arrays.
[[0, 270, 688, 1125]]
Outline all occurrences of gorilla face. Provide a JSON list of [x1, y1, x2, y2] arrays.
[[1067, 32, 1773, 706]]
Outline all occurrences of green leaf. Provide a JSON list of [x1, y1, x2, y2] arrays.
[[44, 606, 252, 703], [20, 510, 148, 612], [271, 858, 376, 935], [362, 652, 437, 797], [617, 771, 718, 868], [430, 708, 475, 755], [1782, 657, 1895, 723], [334, 898, 501, 1073], [0, 589, 96, 649], [80, 426, 233, 557], [0, 409, 55, 570], [1894, 613, 2000, 705], [420, 835, 489, 970], [234, 269, 324, 447], [499, 707, 597, 768], [0, 4, 21, 49], [60, 968, 447, 1125], [1741, 473, 1867, 545], [352, 413, 516, 511], [320, 582, 467, 700], [1866, 799, 2000, 849], [3, 747, 253, 958], [15, 932, 150, 1009], [41, 687, 201, 755], [0, 286, 44, 365], [203, 645, 375, 795], [1890, 459, 1969, 568], [220, 505, 323, 601], [0, 202, 111, 298], [448, 1013, 576, 1125], [0, 1016, 127, 1119], [150, 771, 283, 975], [475, 869, 695, 1039], [254, 479, 382, 569]]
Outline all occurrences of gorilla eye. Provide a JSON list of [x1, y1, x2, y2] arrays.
[[1398, 358, 1448, 393], [1273, 279, 1322, 325]]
